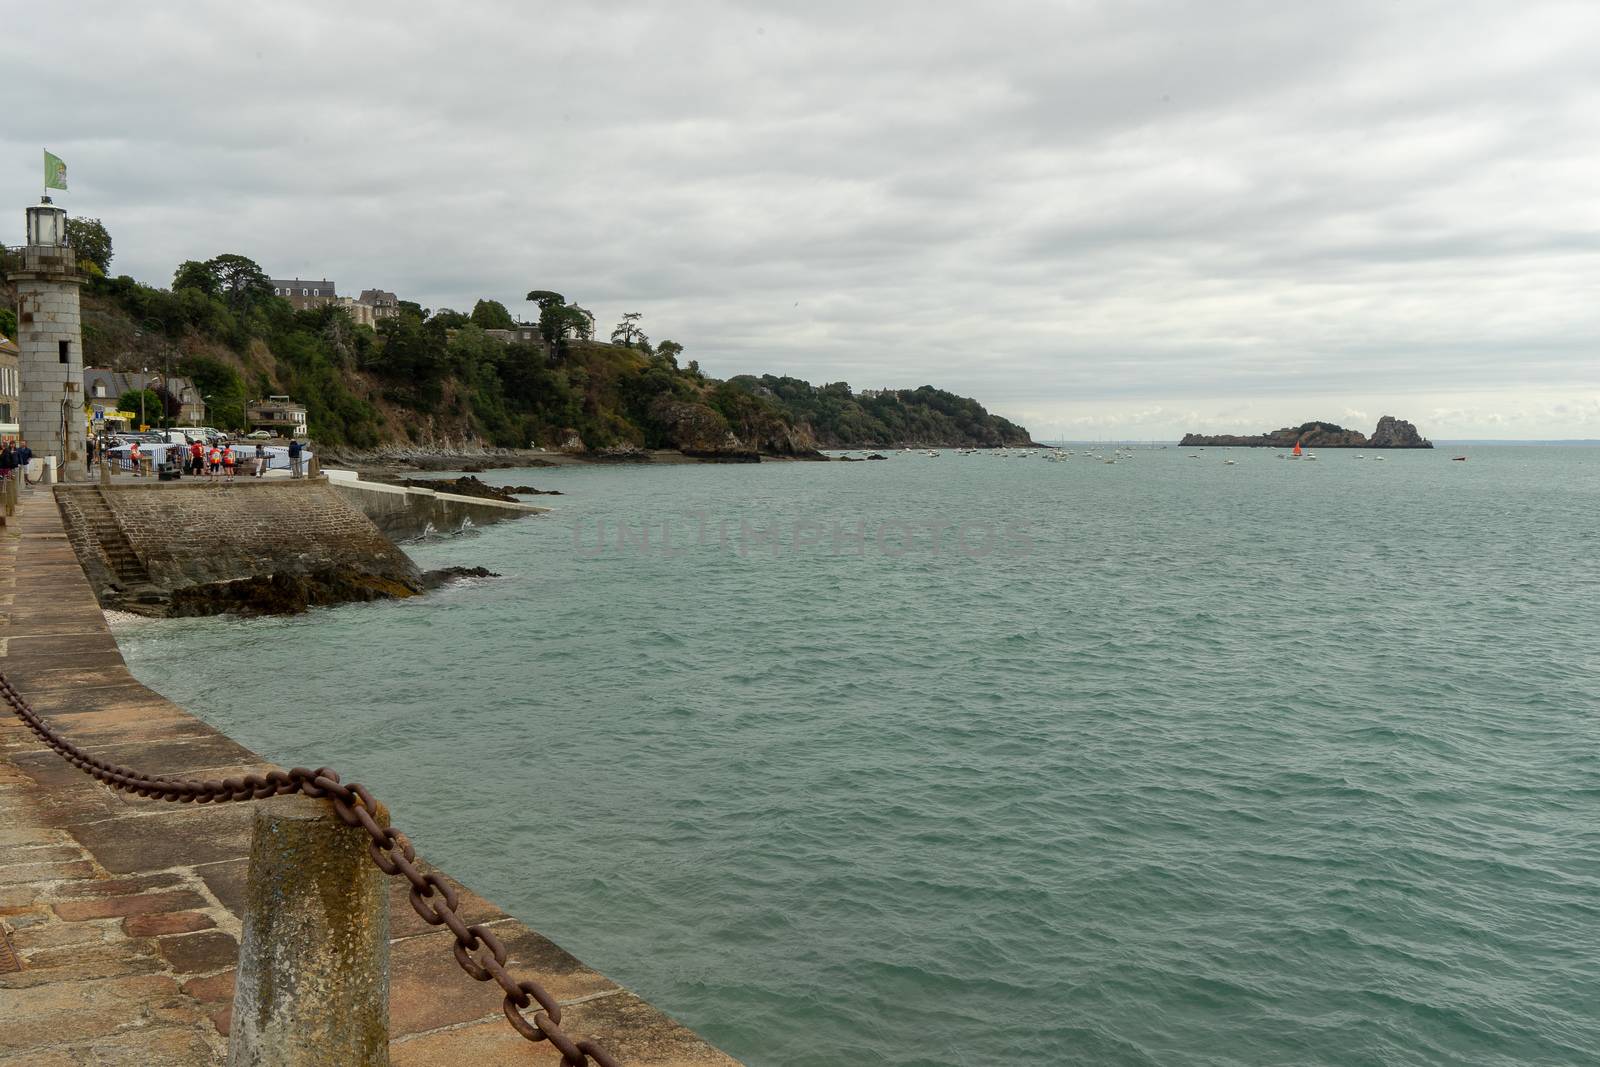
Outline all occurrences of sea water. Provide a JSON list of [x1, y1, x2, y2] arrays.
[[115, 446, 1600, 1065]]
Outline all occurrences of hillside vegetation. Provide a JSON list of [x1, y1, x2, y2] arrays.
[[6, 243, 1031, 453]]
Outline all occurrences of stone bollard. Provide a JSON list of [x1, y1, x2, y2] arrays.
[[308, 453, 321, 479], [98, 454, 111, 486], [229, 794, 391, 1066]]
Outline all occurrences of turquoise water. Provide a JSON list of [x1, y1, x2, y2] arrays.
[[116, 446, 1600, 1065]]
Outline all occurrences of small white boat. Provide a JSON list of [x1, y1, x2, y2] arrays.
[[1224, 459, 1236, 465]]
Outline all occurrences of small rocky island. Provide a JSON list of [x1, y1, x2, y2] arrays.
[[1180, 415, 1432, 449]]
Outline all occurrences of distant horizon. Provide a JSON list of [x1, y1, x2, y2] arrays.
[[1033, 438, 1600, 446]]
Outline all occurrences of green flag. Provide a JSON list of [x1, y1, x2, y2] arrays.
[[44, 149, 67, 191]]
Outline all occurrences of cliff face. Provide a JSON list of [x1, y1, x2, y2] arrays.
[[1180, 416, 1431, 449]]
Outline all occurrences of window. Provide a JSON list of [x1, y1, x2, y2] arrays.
[[58, 340, 69, 363], [93, 382, 105, 398]]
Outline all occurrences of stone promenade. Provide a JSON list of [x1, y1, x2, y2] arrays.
[[0, 487, 739, 1065]]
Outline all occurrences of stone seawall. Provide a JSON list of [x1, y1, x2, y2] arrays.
[[55, 480, 422, 615], [324, 470, 549, 542], [0, 489, 740, 1064]]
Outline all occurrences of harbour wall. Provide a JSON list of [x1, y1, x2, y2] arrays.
[[324, 468, 549, 541], [55, 479, 421, 614], [0, 490, 740, 1064]]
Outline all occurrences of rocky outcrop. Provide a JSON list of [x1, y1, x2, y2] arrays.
[[1180, 416, 1432, 448], [167, 569, 422, 617], [392, 475, 561, 501], [1367, 415, 1429, 448]]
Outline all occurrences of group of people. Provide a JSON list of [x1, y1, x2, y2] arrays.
[[78, 435, 310, 481], [0, 440, 34, 483], [178, 440, 273, 480]]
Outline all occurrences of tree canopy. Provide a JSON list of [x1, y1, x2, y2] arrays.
[[65, 217, 113, 276], [173, 254, 274, 312], [469, 299, 515, 330]]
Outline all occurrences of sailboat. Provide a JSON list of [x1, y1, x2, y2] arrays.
[[1289, 441, 1303, 459]]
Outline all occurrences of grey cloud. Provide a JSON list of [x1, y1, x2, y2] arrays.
[[4, 0, 1598, 439]]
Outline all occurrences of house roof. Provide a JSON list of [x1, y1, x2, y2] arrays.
[[0, 335, 17, 357], [271, 278, 336, 295], [83, 368, 199, 400], [357, 289, 397, 304]]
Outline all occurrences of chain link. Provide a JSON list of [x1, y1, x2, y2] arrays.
[[0, 673, 620, 1066]]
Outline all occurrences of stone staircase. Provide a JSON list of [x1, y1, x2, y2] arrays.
[[60, 487, 153, 588]]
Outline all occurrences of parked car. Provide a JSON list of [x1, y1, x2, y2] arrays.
[[246, 430, 272, 439]]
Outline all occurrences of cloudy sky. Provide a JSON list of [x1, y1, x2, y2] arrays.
[[7, 1, 1598, 439]]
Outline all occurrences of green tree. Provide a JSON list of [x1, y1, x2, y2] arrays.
[[430, 308, 470, 329], [0, 308, 16, 339], [656, 339, 684, 367], [177, 354, 247, 431], [172, 259, 219, 297], [611, 312, 646, 347], [208, 254, 274, 312], [65, 217, 113, 275], [469, 299, 515, 330], [116, 389, 168, 427], [525, 290, 594, 353]]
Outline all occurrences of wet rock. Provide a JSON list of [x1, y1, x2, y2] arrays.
[[419, 566, 500, 590], [164, 569, 423, 618]]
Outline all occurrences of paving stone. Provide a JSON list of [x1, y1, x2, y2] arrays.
[[151, 929, 236, 975], [6, 916, 106, 952], [0, 975, 185, 1051], [53, 889, 208, 922], [51, 871, 185, 900], [2, 939, 165, 987], [124, 910, 217, 937], [0, 858, 95, 885], [179, 967, 235, 1004], [66, 805, 255, 873], [81, 1025, 221, 1066]]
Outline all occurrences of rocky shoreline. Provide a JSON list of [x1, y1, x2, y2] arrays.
[[1180, 415, 1431, 449]]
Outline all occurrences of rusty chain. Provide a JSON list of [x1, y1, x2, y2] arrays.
[[0, 672, 621, 1067]]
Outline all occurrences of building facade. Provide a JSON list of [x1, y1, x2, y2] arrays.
[[246, 395, 308, 437], [272, 278, 398, 328], [357, 289, 400, 320], [270, 278, 337, 310], [0, 335, 20, 442], [84, 368, 206, 425], [5, 200, 87, 479]]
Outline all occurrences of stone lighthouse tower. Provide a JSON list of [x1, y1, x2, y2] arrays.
[[7, 199, 86, 480]]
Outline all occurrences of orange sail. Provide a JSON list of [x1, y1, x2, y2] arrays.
[[1292, 441, 1302, 456]]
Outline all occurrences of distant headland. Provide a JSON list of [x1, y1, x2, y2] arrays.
[[1180, 416, 1432, 449]]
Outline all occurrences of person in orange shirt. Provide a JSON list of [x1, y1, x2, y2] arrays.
[[222, 445, 236, 481]]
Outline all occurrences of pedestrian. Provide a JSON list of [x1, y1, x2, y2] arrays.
[[129, 441, 142, 477], [253, 442, 267, 478], [16, 440, 32, 484], [288, 438, 303, 479], [86, 438, 95, 473], [207, 444, 221, 478], [189, 439, 203, 476], [0, 442, 14, 484], [223, 444, 236, 481]]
